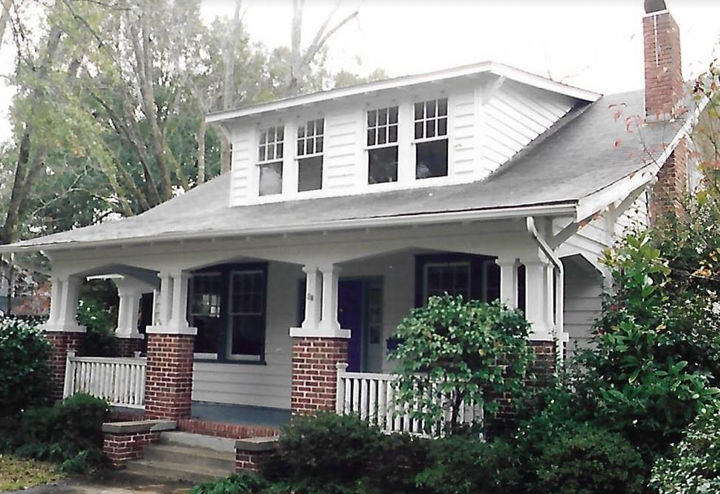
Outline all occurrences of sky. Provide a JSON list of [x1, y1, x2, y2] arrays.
[[0, 0, 719, 143]]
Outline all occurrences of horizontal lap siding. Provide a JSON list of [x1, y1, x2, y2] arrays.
[[192, 262, 301, 409], [229, 129, 253, 206], [452, 91, 476, 178], [483, 81, 573, 174], [564, 262, 602, 360], [324, 111, 360, 191]]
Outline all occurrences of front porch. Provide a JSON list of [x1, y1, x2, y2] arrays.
[[43, 218, 603, 431]]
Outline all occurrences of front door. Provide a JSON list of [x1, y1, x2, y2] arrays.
[[338, 279, 365, 372]]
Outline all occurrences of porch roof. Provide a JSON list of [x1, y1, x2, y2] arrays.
[[0, 88, 689, 254]]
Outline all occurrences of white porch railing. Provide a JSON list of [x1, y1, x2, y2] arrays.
[[336, 363, 483, 437], [63, 351, 147, 409]]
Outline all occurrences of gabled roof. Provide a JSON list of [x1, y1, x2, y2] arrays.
[[0, 88, 691, 254], [206, 61, 601, 124]]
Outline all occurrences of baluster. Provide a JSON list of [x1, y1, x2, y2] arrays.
[[369, 379, 378, 426], [377, 380, 387, 429], [352, 378, 360, 414], [360, 379, 369, 420]]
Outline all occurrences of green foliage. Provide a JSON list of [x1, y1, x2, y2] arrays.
[[416, 435, 521, 494], [577, 232, 720, 451], [0, 317, 51, 415], [76, 298, 117, 357], [651, 405, 720, 494], [191, 472, 267, 494], [532, 424, 646, 494], [390, 296, 533, 433], [3, 394, 110, 474]]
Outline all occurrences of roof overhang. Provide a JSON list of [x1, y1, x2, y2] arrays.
[[0, 202, 578, 255], [206, 61, 601, 124]]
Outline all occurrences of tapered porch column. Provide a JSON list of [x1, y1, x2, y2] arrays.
[[112, 277, 154, 357], [144, 270, 196, 421], [496, 257, 519, 309], [290, 264, 350, 415], [521, 255, 557, 381], [44, 275, 86, 401]]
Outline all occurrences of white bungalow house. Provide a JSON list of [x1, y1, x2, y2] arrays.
[[0, 3, 703, 432]]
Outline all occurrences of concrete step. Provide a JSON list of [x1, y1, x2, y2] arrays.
[[159, 431, 236, 453], [126, 458, 233, 484], [144, 443, 235, 472]]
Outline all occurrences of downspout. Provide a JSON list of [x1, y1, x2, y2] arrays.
[[525, 217, 566, 363]]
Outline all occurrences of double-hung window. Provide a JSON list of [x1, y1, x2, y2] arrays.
[[227, 269, 266, 360], [188, 273, 223, 357], [297, 118, 324, 192], [367, 106, 399, 184], [414, 98, 449, 179], [258, 126, 284, 196]]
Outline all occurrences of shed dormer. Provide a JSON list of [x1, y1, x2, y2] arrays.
[[207, 62, 600, 207]]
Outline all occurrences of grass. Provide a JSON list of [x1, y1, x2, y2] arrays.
[[0, 454, 64, 491]]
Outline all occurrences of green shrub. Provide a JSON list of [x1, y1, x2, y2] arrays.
[[416, 435, 521, 494], [191, 472, 267, 494], [11, 393, 109, 473], [651, 405, 720, 494], [390, 296, 533, 434], [0, 317, 52, 416], [77, 299, 117, 357], [532, 424, 646, 494]]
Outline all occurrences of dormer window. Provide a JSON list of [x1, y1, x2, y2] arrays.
[[414, 98, 448, 179], [258, 126, 284, 196], [297, 118, 324, 192], [367, 106, 399, 184]]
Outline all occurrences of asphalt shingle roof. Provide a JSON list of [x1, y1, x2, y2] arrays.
[[3, 88, 686, 252]]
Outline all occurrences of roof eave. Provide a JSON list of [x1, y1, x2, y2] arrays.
[[0, 201, 578, 255]]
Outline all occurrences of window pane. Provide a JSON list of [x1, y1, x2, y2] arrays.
[[415, 122, 424, 140], [414, 102, 424, 120], [416, 140, 448, 179], [368, 146, 398, 184], [259, 162, 283, 196], [277, 127, 284, 141], [389, 125, 398, 143], [316, 119, 324, 135], [438, 98, 448, 116], [277, 142, 284, 159], [367, 128, 376, 146], [307, 121, 315, 137], [426, 120, 436, 138], [426, 100, 436, 118], [378, 127, 387, 145], [189, 274, 223, 354], [297, 139, 304, 156], [231, 315, 264, 356], [389, 106, 399, 124], [425, 263, 471, 303], [259, 147, 266, 162], [378, 108, 388, 125], [316, 136, 323, 153], [307, 138, 315, 155], [368, 110, 377, 127], [297, 126, 305, 139], [298, 156, 323, 191], [438, 117, 447, 136], [267, 146, 275, 161]]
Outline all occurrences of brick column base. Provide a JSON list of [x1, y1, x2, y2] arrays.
[[45, 331, 84, 402], [115, 338, 144, 358], [103, 431, 160, 467], [144, 333, 194, 420], [235, 438, 279, 472], [291, 337, 348, 415], [530, 340, 557, 386]]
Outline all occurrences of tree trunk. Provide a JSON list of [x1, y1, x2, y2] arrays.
[[219, 0, 242, 174], [197, 116, 206, 184]]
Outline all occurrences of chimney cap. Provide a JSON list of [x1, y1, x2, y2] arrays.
[[645, 0, 668, 14]]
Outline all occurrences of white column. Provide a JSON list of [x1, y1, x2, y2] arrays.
[[146, 270, 196, 336], [523, 256, 553, 341], [290, 263, 350, 339], [113, 280, 145, 340], [495, 257, 519, 309], [44, 275, 85, 333], [301, 266, 322, 330]]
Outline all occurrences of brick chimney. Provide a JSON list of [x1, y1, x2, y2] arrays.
[[643, 0, 688, 220]]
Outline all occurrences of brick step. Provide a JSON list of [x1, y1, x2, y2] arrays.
[[144, 443, 235, 472], [126, 458, 233, 484]]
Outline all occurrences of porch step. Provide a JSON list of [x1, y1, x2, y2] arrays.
[[125, 431, 236, 483]]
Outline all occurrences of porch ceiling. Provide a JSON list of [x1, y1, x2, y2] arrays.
[[0, 89, 685, 255]]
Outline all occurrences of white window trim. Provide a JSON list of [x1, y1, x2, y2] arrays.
[[257, 125, 285, 165], [412, 98, 449, 143], [226, 269, 265, 362]]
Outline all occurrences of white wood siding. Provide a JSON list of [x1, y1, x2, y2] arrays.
[[482, 81, 574, 175], [324, 109, 361, 191], [229, 128, 254, 207], [616, 191, 649, 236], [451, 90, 477, 178], [563, 260, 602, 359]]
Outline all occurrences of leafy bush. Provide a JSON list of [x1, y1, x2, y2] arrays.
[[8, 394, 109, 473], [77, 299, 117, 357], [0, 317, 52, 415], [191, 472, 267, 494], [651, 405, 720, 494], [416, 435, 521, 494], [390, 296, 533, 433], [532, 424, 646, 494]]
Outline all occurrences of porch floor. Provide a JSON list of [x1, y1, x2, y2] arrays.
[[112, 402, 291, 430]]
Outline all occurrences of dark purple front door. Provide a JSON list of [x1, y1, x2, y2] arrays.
[[338, 279, 364, 372]]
